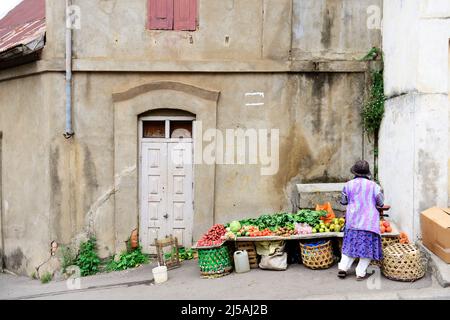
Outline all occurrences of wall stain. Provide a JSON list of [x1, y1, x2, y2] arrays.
[[5, 248, 24, 271], [271, 73, 365, 212], [50, 144, 63, 241], [50, 146, 61, 198], [320, 3, 335, 49], [418, 150, 439, 213], [311, 74, 327, 133]]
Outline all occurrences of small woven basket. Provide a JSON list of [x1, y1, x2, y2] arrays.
[[382, 243, 426, 282], [300, 240, 335, 270], [197, 246, 233, 279]]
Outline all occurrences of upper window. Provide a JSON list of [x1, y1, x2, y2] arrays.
[[147, 0, 197, 31]]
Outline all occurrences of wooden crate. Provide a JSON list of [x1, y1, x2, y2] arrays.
[[155, 235, 181, 270], [236, 242, 258, 269]]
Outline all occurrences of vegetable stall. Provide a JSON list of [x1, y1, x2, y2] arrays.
[[192, 209, 403, 279]]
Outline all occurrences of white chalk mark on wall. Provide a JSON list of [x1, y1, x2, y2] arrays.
[[245, 92, 265, 98], [245, 92, 265, 107]]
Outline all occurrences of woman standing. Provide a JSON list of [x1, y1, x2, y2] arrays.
[[338, 160, 384, 281]]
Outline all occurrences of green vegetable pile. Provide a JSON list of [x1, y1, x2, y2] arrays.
[[231, 210, 327, 232], [178, 247, 196, 261], [164, 247, 196, 261]]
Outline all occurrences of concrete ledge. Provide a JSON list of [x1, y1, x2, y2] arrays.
[[0, 59, 64, 82], [417, 241, 450, 288], [297, 183, 346, 213], [297, 183, 345, 193], [0, 59, 375, 82]]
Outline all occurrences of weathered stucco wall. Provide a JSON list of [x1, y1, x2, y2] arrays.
[[0, 75, 52, 274], [0, 71, 370, 274], [44, 0, 381, 64], [292, 0, 382, 61], [0, 0, 381, 275], [44, 0, 292, 62], [448, 42, 450, 203], [61, 72, 368, 255], [379, 0, 450, 240]]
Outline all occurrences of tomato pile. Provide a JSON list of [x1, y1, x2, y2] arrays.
[[246, 226, 273, 237], [380, 220, 392, 234], [196, 224, 226, 247]]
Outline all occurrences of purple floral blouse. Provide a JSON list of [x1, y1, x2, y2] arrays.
[[340, 177, 384, 234]]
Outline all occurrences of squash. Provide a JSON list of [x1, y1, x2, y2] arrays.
[[399, 232, 410, 244]]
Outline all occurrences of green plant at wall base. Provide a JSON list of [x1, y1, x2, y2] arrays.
[[75, 238, 101, 276], [362, 70, 385, 135], [40, 272, 52, 284], [60, 245, 76, 273], [106, 247, 149, 272]]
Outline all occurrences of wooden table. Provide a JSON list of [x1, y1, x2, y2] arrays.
[[193, 223, 400, 249]]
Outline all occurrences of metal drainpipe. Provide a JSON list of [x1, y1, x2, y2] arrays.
[[64, 0, 74, 139]]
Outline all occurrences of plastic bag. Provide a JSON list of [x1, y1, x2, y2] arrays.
[[255, 241, 284, 256], [315, 202, 336, 224], [258, 251, 288, 271]]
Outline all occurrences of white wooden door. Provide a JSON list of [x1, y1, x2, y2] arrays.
[[140, 142, 168, 254], [168, 142, 194, 249], [140, 141, 194, 254]]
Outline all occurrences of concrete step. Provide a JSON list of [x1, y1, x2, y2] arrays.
[[417, 241, 450, 288]]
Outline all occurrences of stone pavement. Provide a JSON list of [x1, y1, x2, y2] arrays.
[[417, 241, 450, 288], [1, 260, 450, 300]]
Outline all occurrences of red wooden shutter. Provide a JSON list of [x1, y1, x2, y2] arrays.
[[174, 0, 197, 31], [148, 0, 174, 30]]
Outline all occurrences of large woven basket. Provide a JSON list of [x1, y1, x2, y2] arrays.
[[382, 243, 426, 282], [370, 236, 401, 267], [300, 240, 335, 270], [382, 236, 400, 248], [197, 246, 233, 279]]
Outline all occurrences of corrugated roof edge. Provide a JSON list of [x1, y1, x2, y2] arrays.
[[0, 0, 46, 67]]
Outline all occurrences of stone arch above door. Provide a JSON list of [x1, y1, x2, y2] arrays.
[[113, 81, 220, 103], [112, 81, 220, 253]]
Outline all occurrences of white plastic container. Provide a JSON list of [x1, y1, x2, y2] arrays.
[[152, 266, 168, 284], [233, 250, 250, 273]]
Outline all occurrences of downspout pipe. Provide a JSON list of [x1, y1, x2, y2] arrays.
[[64, 0, 74, 139]]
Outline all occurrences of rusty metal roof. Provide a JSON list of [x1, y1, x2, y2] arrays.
[[0, 0, 45, 56]]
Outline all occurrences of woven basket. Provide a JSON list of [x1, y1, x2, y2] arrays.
[[300, 240, 335, 270], [370, 236, 401, 267], [382, 236, 400, 248], [197, 246, 233, 279], [382, 243, 426, 282], [236, 242, 258, 269]]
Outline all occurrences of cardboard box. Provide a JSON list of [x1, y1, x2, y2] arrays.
[[421, 207, 450, 263]]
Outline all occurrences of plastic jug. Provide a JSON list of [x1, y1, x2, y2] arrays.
[[233, 250, 250, 273], [152, 266, 168, 284]]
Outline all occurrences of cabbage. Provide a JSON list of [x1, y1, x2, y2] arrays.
[[229, 221, 241, 233]]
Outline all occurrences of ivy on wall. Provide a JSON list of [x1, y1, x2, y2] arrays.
[[360, 47, 386, 180], [362, 69, 385, 136]]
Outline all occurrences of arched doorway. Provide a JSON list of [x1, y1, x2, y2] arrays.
[[139, 109, 195, 254], [113, 81, 219, 255]]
